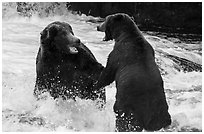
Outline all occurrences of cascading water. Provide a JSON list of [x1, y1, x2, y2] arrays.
[[2, 2, 202, 132]]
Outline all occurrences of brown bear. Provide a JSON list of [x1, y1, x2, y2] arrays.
[[34, 21, 105, 102], [96, 13, 171, 131]]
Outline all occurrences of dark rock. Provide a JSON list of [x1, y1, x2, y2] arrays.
[[166, 54, 202, 72]]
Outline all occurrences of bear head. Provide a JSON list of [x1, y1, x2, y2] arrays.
[[97, 13, 136, 41], [40, 21, 81, 55]]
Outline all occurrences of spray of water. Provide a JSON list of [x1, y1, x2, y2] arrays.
[[2, 2, 202, 132]]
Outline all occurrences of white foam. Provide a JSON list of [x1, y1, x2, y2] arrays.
[[2, 3, 202, 132]]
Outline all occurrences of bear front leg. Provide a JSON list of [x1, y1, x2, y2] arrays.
[[94, 56, 116, 90]]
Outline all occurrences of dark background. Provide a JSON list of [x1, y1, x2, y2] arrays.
[[16, 2, 202, 34], [69, 2, 202, 34]]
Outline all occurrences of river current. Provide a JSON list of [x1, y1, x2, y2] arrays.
[[2, 3, 202, 132]]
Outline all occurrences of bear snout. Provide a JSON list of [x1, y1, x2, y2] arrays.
[[68, 34, 81, 44], [97, 26, 100, 31], [73, 38, 81, 44], [97, 23, 106, 32]]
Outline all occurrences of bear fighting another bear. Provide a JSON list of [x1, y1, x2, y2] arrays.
[[34, 21, 105, 101], [34, 13, 171, 132], [96, 13, 171, 131]]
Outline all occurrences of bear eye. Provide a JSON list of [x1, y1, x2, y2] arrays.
[[60, 31, 67, 35]]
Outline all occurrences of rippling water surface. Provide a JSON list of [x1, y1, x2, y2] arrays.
[[2, 3, 202, 132]]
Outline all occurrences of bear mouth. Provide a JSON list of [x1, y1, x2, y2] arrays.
[[68, 46, 78, 54]]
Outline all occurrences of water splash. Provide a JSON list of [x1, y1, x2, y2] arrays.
[[2, 2, 202, 132]]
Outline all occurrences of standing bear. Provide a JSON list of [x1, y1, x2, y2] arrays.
[[96, 13, 171, 131], [34, 21, 105, 102]]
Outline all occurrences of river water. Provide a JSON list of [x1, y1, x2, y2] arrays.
[[2, 3, 202, 132]]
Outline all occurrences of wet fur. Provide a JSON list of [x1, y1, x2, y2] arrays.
[[96, 13, 171, 131], [34, 21, 105, 101]]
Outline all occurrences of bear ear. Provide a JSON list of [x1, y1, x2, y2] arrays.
[[40, 28, 49, 44], [40, 25, 58, 45]]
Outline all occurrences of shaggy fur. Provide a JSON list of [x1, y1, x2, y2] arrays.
[[96, 13, 171, 131], [34, 21, 105, 101]]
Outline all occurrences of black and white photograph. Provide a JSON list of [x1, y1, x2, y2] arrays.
[[1, 1, 202, 132]]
